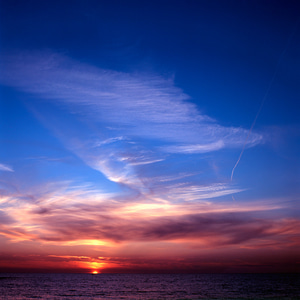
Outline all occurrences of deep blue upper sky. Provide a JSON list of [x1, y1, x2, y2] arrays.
[[1, 0, 299, 126]]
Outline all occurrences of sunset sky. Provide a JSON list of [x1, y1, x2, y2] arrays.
[[0, 0, 299, 273]]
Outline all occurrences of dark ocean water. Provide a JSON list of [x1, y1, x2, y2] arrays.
[[0, 273, 299, 299]]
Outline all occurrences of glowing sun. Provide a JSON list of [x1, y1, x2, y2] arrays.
[[92, 270, 99, 274]]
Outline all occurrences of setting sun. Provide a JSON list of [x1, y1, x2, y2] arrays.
[[92, 271, 99, 275]]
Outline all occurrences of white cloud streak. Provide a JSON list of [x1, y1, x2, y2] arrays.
[[162, 183, 246, 202], [0, 163, 14, 172], [162, 140, 225, 154]]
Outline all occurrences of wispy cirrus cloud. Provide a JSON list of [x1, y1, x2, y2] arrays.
[[0, 163, 14, 172], [161, 183, 246, 202], [162, 140, 225, 154], [0, 51, 262, 148], [0, 51, 262, 197]]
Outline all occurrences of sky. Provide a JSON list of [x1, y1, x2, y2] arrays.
[[0, 0, 299, 273]]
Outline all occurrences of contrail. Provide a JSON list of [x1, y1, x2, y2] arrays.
[[230, 20, 299, 183]]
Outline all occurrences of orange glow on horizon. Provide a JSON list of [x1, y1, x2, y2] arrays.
[[92, 270, 99, 274]]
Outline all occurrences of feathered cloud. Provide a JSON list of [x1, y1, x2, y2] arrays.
[[0, 51, 263, 197], [0, 52, 262, 148]]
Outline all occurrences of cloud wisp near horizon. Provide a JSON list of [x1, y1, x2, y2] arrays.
[[0, 176, 299, 273]]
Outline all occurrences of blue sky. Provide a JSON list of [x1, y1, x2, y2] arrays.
[[0, 0, 299, 273]]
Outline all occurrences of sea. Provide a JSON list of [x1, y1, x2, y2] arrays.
[[0, 273, 299, 299]]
